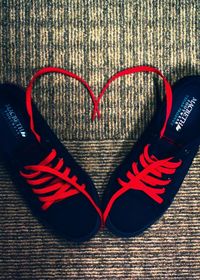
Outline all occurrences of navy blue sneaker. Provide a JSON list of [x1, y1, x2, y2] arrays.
[[0, 67, 102, 242], [101, 68, 200, 237]]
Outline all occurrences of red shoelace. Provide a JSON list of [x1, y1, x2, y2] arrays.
[[26, 67, 100, 142], [23, 65, 181, 224], [22, 67, 102, 219], [20, 149, 82, 210], [20, 149, 102, 218], [103, 145, 182, 223], [89, 66, 182, 224]]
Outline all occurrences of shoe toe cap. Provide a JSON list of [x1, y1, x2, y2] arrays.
[[45, 194, 101, 241]]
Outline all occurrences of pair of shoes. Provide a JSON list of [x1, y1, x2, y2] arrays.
[[0, 66, 199, 242]]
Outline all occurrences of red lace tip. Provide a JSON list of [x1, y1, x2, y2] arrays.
[[97, 111, 101, 120], [100, 220, 105, 229], [91, 112, 96, 121], [91, 110, 101, 121]]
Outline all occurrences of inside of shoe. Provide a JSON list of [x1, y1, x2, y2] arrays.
[[0, 84, 38, 159], [164, 79, 200, 145]]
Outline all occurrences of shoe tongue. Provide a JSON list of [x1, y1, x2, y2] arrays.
[[17, 142, 53, 166], [149, 137, 180, 159]]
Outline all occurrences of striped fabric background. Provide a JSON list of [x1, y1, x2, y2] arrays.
[[0, 1, 199, 279]]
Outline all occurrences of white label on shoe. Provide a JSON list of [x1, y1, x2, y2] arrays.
[[0, 104, 27, 138], [170, 96, 198, 132]]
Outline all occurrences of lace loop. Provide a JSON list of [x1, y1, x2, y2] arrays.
[[94, 66, 173, 139], [26, 67, 98, 142]]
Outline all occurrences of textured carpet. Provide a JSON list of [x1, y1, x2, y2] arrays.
[[0, 1, 200, 279]]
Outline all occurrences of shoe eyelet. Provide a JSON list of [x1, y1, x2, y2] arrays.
[[184, 149, 190, 154]]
